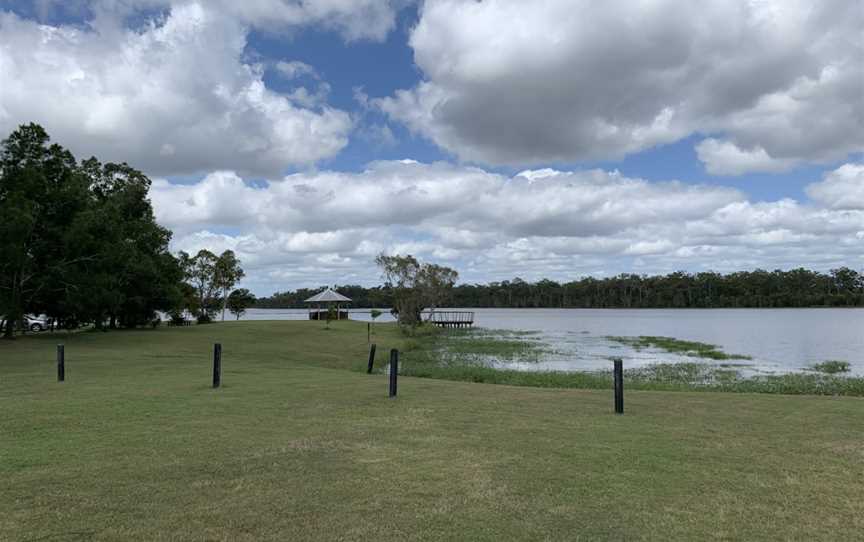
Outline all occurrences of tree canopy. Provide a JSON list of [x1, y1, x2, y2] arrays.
[[0, 124, 186, 336], [375, 253, 459, 326], [227, 288, 256, 320], [177, 249, 245, 323], [0, 124, 245, 337]]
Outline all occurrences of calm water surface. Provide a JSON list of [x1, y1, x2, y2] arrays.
[[244, 308, 864, 375]]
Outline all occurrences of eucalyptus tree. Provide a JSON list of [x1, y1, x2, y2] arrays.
[[214, 250, 244, 320], [376, 253, 423, 326], [179, 249, 245, 322], [375, 253, 458, 326], [179, 250, 220, 322]]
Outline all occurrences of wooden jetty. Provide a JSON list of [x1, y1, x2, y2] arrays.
[[426, 311, 474, 328]]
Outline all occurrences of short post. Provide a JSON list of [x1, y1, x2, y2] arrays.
[[212, 343, 222, 389], [367, 343, 377, 374], [388, 349, 398, 398], [367, 322, 371, 344], [613, 358, 623, 414], [57, 344, 65, 382]]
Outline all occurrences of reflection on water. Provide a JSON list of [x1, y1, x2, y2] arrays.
[[244, 307, 864, 376]]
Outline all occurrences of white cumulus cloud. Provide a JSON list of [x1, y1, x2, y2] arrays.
[[0, 2, 353, 176], [377, 0, 864, 174], [149, 161, 864, 294], [695, 139, 796, 176], [807, 163, 864, 210]]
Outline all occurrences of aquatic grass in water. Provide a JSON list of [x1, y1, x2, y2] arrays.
[[607, 335, 753, 360], [402, 326, 552, 364], [401, 327, 864, 396], [810, 360, 851, 374], [410, 360, 864, 396]]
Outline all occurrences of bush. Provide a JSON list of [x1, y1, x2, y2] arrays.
[[196, 313, 213, 324]]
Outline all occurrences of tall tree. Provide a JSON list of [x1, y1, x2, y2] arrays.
[[179, 249, 244, 322], [375, 253, 458, 326], [375, 254, 423, 325], [179, 250, 220, 322], [214, 250, 245, 321], [1, 124, 188, 335], [417, 263, 459, 313], [0, 124, 85, 338], [65, 159, 182, 328]]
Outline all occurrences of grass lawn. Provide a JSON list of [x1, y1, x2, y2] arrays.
[[1, 321, 863, 540]]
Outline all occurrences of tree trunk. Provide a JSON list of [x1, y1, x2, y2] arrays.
[[221, 288, 228, 321], [4, 272, 22, 339], [2, 317, 14, 339]]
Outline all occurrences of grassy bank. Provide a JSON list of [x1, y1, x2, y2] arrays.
[[399, 327, 864, 396], [2, 321, 863, 540]]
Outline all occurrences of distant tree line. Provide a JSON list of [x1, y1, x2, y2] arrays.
[[0, 124, 251, 338], [255, 285, 395, 310], [256, 268, 864, 310]]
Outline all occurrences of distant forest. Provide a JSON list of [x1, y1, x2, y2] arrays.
[[256, 267, 864, 309]]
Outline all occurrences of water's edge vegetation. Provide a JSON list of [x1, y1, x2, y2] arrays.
[[606, 335, 752, 360], [397, 327, 864, 396]]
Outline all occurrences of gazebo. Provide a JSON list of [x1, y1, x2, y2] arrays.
[[304, 288, 352, 321]]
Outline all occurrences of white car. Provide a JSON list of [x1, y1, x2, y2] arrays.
[[0, 315, 47, 332]]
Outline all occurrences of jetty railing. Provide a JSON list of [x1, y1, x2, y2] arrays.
[[426, 311, 474, 328]]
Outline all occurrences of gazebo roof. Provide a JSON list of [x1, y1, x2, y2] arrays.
[[304, 288, 352, 303]]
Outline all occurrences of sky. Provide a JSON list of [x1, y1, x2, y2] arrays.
[[0, 0, 862, 295]]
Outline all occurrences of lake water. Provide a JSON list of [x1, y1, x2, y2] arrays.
[[244, 308, 864, 376]]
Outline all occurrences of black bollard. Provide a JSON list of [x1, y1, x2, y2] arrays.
[[367, 322, 371, 344], [389, 349, 398, 398], [213, 343, 222, 389], [57, 344, 65, 382], [613, 358, 623, 414], [367, 343, 377, 374]]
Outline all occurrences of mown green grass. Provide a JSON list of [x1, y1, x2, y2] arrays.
[[2, 321, 863, 540]]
